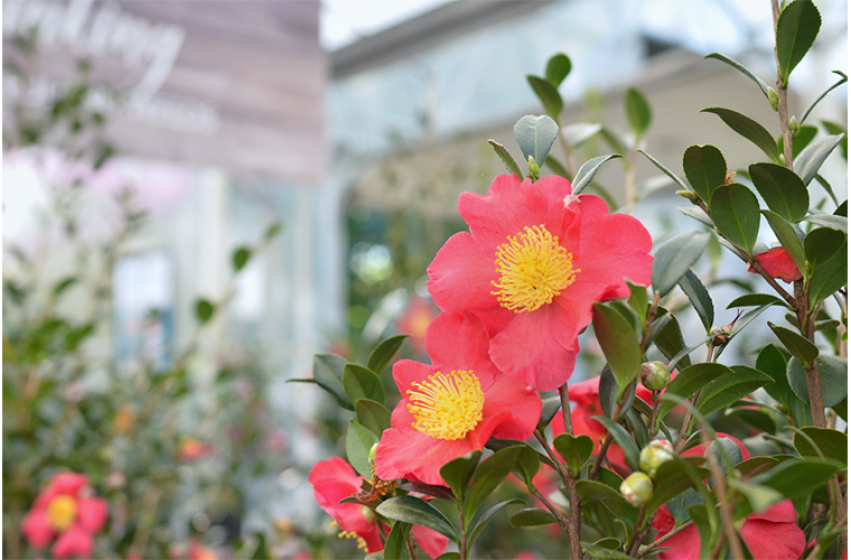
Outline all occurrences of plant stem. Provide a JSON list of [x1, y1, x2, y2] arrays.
[[675, 347, 714, 452], [771, 0, 794, 169], [703, 432, 744, 560], [458, 502, 468, 560], [638, 520, 694, 556], [558, 383, 584, 560], [530, 486, 572, 533], [406, 533, 419, 560], [625, 149, 637, 211]]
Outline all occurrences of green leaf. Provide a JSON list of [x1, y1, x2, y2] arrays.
[[355, 399, 392, 437], [367, 334, 409, 375], [656, 363, 732, 425], [761, 210, 807, 274], [820, 120, 848, 159], [346, 419, 379, 478], [545, 53, 572, 86], [801, 214, 848, 234], [592, 303, 643, 398], [749, 163, 809, 222], [53, 276, 78, 296], [703, 53, 771, 99], [729, 407, 777, 435], [638, 149, 689, 191], [626, 281, 649, 326], [802, 71, 847, 124], [625, 88, 651, 139], [804, 228, 846, 279], [769, 322, 819, 367], [464, 446, 523, 525], [439, 450, 481, 502], [653, 312, 691, 369], [232, 246, 251, 272], [510, 508, 558, 527], [693, 366, 774, 427], [561, 122, 602, 148], [264, 220, 283, 240], [665, 488, 705, 526], [727, 293, 788, 309], [780, 124, 819, 158], [677, 206, 715, 228], [648, 458, 711, 513], [553, 433, 594, 477], [544, 154, 570, 179], [678, 269, 714, 333], [701, 108, 780, 162], [751, 458, 842, 500], [652, 231, 711, 297], [313, 354, 353, 410], [376, 496, 459, 541], [467, 498, 524, 548], [794, 134, 845, 186], [683, 144, 727, 202], [399, 482, 455, 502], [581, 543, 633, 560], [756, 344, 794, 406], [195, 298, 215, 324], [571, 154, 623, 195], [488, 139, 523, 178], [527, 75, 563, 119], [728, 478, 785, 514], [598, 365, 635, 421], [592, 416, 640, 470], [343, 363, 386, 405], [538, 396, 562, 429], [787, 355, 848, 408], [775, 0, 822, 84], [794, 427, 847, 466], [808, 237, 846, 308], [710, 183, 761, 256], [514, 114, 559, 169], [436, 554, 461, 560], [383, 521, 412, 560]]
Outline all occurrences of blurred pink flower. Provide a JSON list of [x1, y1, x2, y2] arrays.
[[178, 438, 214, 461], [395, 296, 438, 353]]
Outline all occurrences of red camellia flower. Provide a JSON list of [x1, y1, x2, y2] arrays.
[[22, 472, 109, 559], [427, 174, 653, 391], [375, 311, 542, 485], [748, 247, 802, 282], [652, 434, 805, 560], [309, 457, 447, 556]]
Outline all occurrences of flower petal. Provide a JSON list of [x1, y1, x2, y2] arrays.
[[77, 498, 108, 533], [309, 457, 363, 489], [751, 247, 802, 282], [412, 524, 449, 558], [481, 373, 541, 441], [423, 312, 501, 390], [374, 428, 476, 486], [51, 524, 93, 559], [747, 499, 797, 523], [22, 509, 55, 549], [740, 517, 805, 560], [656, 522, 702, 560], [427, 232, 498, 312]]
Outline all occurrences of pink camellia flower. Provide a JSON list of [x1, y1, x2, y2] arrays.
[[652, 434, 805, 560], [427, 174, 653, 391], [309, 457, 448, 557], [748, 247, 802, 282], [375, 311, 542, 485], [22, 472, 109, 559]]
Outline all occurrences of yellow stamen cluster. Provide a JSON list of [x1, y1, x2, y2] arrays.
[[333, 523, 368, 550], [46, 495, 77, 532], [407, 371, 484, 440], [491, 225, 578, 313]]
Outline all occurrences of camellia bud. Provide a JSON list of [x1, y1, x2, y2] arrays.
[[675, 190, 701, 205], [361, 505, 377, 524], [639, 439, 674, 477], [640, 361, 671, 391], [369, 443, 378, 464], [527, 155, 541, 180], [709, 324, 732, 347], [789, 116, 799, 135], [767, 87, 779, 111], [620, 472, 654, 507]]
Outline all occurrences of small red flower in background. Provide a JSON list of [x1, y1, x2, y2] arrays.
[[749, 247, 802, 282], [178, 437, 214, 461], [22, 472, 108, 559], [652, 434, 805, 560], [188, 538, 219, 560], [374, 311, 542, 486], [309, 457, 447, 556], [396, 296, 438, 353], [427, 174, 652, 391]]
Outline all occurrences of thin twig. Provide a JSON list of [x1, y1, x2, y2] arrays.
[[703, 432, 744, 560], [638, 520, 694, 556], [558, 383, 584, 560]]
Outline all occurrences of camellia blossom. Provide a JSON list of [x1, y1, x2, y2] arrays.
[[427, 174, 653, 391], [21, 472, 109, 559], [748, 247, 802, 282], [309, 457, 447, 556], [375, 311, 542, 485], [652, 434, 805, 560]]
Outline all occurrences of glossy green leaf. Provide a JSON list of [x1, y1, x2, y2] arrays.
[[554, 433, 594, 477], [367, 334, 409, 375], [704, 53, 770, 98], [625, 88, 651, 139], [510, 508, 557, 527], [376, 496, 458, 541], [593, 303, 643, 398], [693, 366, 773, 427], [808, 237, 847, 308], [794, 134, 845, 186], [488, 139, 523, 178], [769, 322, 819, 369], [232, 246, 251, 272], [749, 163, 809, 222], [787, 355, 848, 408], [656, 363, 732, 424], [649, 459, 711, 514], [683, 144, 727, 202], [592, 416, 640, 470], [779, 125, 818, 158], [710, 184, 760, 256], [439, 450, 481, 502], [545, 53, 571, 86], [467, 498, 524, 548], [727, 293, 788, 309], [776, 0, 822, 84], [343, 363, 385, 405], [729, 407, 777, 435], [195, 298, 215, 324], [820, 120, 848, 159], [527, 75, 563, 119], [399, 482, 455, 502], [514, 114, 559, 171], [761, 210, 807, 274], [801, 214, 847, 234], [678, 268, 714, 332], [383, 522, 412, 560], [571, 154, 623, 195], [652, 231, 711, 297], [464, 446, 522, 525], [581, 543, 633, 560], [513, 445, 540, 491], [794, 427, 847, 466], [355, 399, 392, 437], [802, 71, 847, 124], [313, 354, 353, 410], [665, 488, 705, 526], [653, 312, 691, 369], [677, 205, 715, 228], [638, 149, 689, 190], [626, 281, 649, 326], [756, 344, 794, 406], [751, 458, 842, 500], [346, 419, 379, 478], [538, 396, 562, 429], [599, 364, 635, 421], [701, 107, 780, 162]]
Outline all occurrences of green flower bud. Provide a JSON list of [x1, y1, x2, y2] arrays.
[[709, 324, 732, 347], [767, 87, 779, 111], [676, 190, 702, 205], [369, 443, 378, 464], [640, 361, 671, 391], [639, 439, 674, 477], [361, 505, 377, 524], [620, 472, 654, 507], [789, 116, 799, 135]]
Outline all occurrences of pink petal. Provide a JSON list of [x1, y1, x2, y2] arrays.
[[22, 509, 55, 549], [361, 524, 384, 553], [470, 306, 515, 338], [374, 428, 476, 486], [481, 373, 541, 441], [308, 457, 363, 489], [747, 499, 797, 523], [423, 312, 501, 390], [682, 433, 750, 461], [656, 522, 702, 560], [312, 480, 373, 535], [412, 524, 449, 558], [740, 518, 805, 560], [35, 473, 89, 508], [77, 498, 108, 533], [427, 232, 499, 312], [751, 247, 802, 282], [51, 524, 93, 559]]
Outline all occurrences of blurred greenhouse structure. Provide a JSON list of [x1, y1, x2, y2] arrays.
[[2, 0, 847, 557]]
